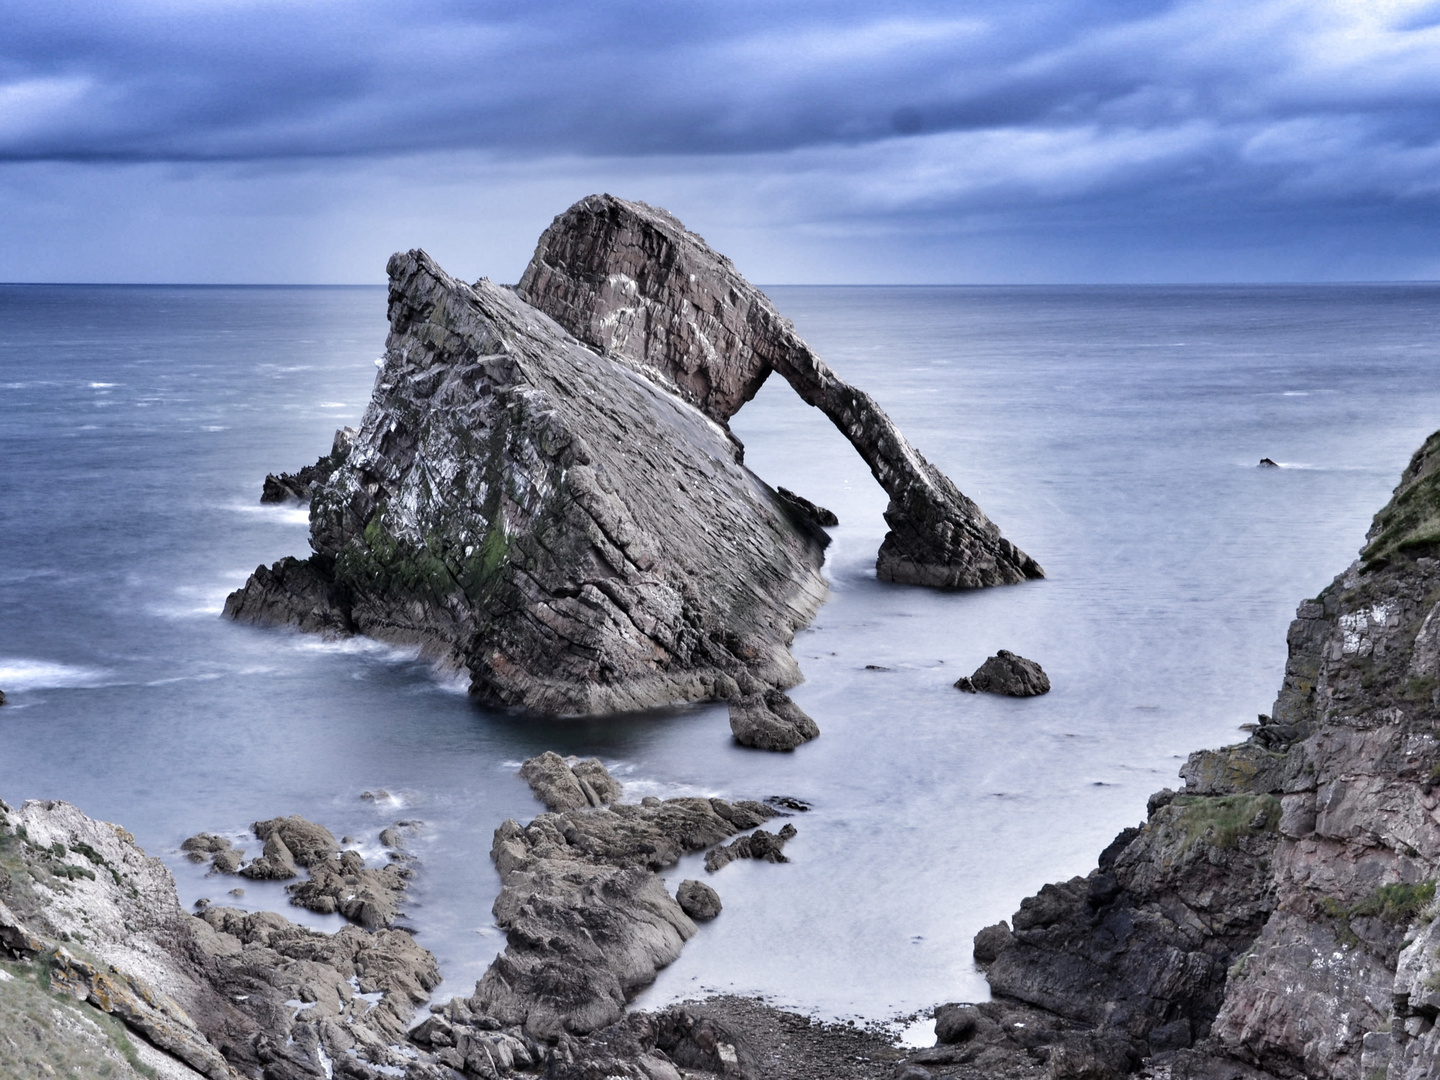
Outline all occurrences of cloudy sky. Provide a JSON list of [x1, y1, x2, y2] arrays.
[[3, 0, 1440, 283]]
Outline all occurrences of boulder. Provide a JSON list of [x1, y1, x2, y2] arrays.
[[675, 880, 722, 921], [960, 650, 1050, 696], [520, 751, 623, 811], [728, 689, 820, 751]]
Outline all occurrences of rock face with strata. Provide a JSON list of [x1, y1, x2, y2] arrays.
[[468, 755, 786, 1040], [966, 427, 1440, 1080], [518, 194, 1042, 589], [226, 245, 828, 742], [0, 798, 447, 1080]]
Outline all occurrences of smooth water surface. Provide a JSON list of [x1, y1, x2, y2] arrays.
[[2, 282, 1439, 1019]]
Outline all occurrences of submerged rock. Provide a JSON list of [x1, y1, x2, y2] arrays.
[[227, 247, 828, 727], [519, 194, 1042, 590], [956, 649, 1050, 696], [704, 823, 798, 872]]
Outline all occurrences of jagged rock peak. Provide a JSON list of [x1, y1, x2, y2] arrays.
[[227, 247, 828, 724], [519, 193, 1044, 589]]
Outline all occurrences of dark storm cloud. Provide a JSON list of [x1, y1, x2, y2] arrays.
[[5, 0, 1440, 281]]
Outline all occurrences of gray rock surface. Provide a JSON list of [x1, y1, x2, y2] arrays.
[[676, 879, 722, 921], [704, 824, 798, 872], [518, 194, 1043, 590], [226, 246, 829, 730], [519, 751, 624, 811], [260, 427, 354, 503], [467, 754, 783, 1039], [196, 813, 411, 930], [956, 650, 1050, 696], [0, 797, 447, 1080]]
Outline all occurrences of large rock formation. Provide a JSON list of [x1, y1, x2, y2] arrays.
[[517, 194, 1043, 589], [229, 196, 1041, 740], [953, 427, 1440, 1080], [227, 248, 828, 745]]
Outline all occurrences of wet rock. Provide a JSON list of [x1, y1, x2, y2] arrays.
[[237, 830, 297, 880], [519, 194, 1043, 590], [728, 689, 820, 750], [252, 814, 341, 867], [704, 824, 797, 872], [520, 751, 624, 811], [1258, 457, 1279, 467], [964, 650, 1051, 696], [972, 921, 1013, 964], [0, 689, 6, 706], [227, 244, 829, 723], [260, 426, 354, 503], [676, 879, 722, 921], [934, 1002, 984, 1044], [469, 774, 779, 1039]]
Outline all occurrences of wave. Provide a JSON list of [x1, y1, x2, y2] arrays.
[[0, 658, 111, 691], [225, 502, 311, 525]]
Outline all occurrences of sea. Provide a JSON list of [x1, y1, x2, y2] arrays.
[[3, 282, 1440, 1025]]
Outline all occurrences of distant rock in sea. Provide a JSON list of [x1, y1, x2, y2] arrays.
[[954, 650, 1051, 696], [1258, 457, 1279, 467]]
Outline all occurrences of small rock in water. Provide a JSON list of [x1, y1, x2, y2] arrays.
[[520, 751, 623, 811], [379, 827, 403, 849], [361, 789, 391, 802], [767, 795, 811, 812], [960, 650, 1050, 697], [1258, 457, 1279, 467], [728, 690, 819, 751], [705, 823, 798, 872], [0, 689, 6, 706], [676, 879, 722, 921], [227, 887, 244, 898]]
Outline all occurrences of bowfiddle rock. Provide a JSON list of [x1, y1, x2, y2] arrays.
[[226, 197, 1040, 747]]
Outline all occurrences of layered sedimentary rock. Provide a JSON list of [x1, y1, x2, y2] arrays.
[[956, 428, 1440, 1080], [227, 248, 828, 737], [518, 194, 1042, 589], [467, 755, 790, 1040], [0, 798, 445, 1080]]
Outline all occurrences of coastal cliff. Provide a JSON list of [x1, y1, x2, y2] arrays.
[[955, 429, 1440, 1080]]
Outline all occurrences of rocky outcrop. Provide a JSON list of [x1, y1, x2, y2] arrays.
[[0, 797, 447, 1080], [962, 427, 1440, 1080], [518, 194, 1043, 589], [466, 755, 790, 1040], [226, 245, 828, 745], [188, 815, 411, 930], [519, 751, 623, 812], [260, 427, 354, 503], [703, 823, 798, 873], [954, 650, 1051, 696]]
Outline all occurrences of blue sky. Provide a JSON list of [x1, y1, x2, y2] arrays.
[[3, 0, 1440, 283]]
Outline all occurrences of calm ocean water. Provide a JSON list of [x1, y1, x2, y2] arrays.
[[2, 282, 1439, 1020]]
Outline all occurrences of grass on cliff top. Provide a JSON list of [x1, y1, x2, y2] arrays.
[[1169, 793, 1281, 855], [0, 960, 155, 1079], [1362, 428, 1440, 567]]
